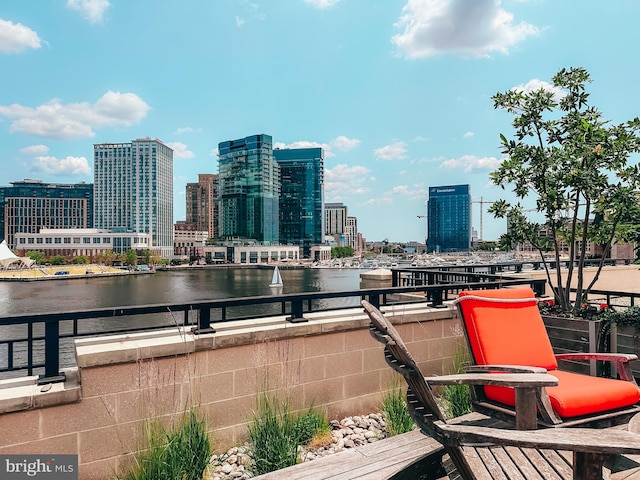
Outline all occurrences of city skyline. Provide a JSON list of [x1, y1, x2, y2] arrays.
[[2, 1, 640, 242]]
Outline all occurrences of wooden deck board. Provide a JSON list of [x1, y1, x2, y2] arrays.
[[251, 429, 444, 480]]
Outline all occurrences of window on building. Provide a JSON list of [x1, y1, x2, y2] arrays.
[[37, 238, 43, 244], [27, 238, 34, 244], [54, 238, 61, 244], [93, 238, 100, 244], [45, 238, 52, 244], [19, 238, 25, 244]]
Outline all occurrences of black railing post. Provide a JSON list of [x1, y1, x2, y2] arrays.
[[366, 294, 381, 309], [192, 307, 216, 334], [39, 320, 65, 385], [429, 287, 445, 308], [288, 299, 307, 323]]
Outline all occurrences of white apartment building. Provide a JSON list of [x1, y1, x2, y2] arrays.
[[94, 138, 174, 257]]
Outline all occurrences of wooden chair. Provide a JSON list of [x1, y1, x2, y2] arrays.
[[362, 299, 640, 480], [455, 287, 640, 428]]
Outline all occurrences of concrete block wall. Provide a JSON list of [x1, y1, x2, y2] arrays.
[[0, 303, 462, 479]]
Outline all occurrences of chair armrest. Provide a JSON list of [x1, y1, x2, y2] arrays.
[[555, 353, 638, 383], [426, 373, 557, 388], [465, 364, 548, 374], [437, 423, 640, 455], [428, 372, 558, 430], [555, 353, 637, 363]]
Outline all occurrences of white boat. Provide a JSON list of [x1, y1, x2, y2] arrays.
[[269, 266, 283, 288]]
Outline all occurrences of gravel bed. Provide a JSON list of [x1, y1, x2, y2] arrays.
[[205, 413, 391, 480]]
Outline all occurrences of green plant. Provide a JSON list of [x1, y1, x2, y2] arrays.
[[381, 375, 415, 436], [119, 409, 211, 480], [293, 408, 330, 446], [489, 66, 640, 316], [248, 394, 301, 475], [440, 345, 473, 419]]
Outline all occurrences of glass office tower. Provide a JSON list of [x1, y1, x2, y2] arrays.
[[274, 147, 324, 257], [94, 138, 174, 257], [427, 184, 471, 253], [217, 134, 280, 243]]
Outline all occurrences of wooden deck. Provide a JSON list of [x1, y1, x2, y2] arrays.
[[251, 413, 640, 480], [251, 429, 446, 480]]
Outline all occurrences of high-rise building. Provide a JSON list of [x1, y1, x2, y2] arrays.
[[325, 203, 348, 237], [0, 179, 93, 249], [274, 147, 324, 257], [94, 138, 174, 257], [186, 174, 218, 240], [217, 134, 279, 243], [427, 184, 471, 253], [346, 216, 359, 251]]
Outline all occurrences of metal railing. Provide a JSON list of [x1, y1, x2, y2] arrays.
[[0, 275, 544, 384]]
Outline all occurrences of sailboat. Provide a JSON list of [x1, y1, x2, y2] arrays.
[[269, 266, 283, 288]]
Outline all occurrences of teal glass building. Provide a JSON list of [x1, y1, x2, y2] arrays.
[[274, 147, 324, 257], [427, 184, 471, 253], [218, 134, 280, 243]]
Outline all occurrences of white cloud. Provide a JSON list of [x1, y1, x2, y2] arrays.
[[514, 78, 566, 101], [235, 16, 246, 27], [174, 127, 202, 134], [166, 142, 195, 159], [20, 144, 49, 155], [463, 131, 475, 138], [365, 183, 427, 206], [325, 164, 370, 197], [304, 0, 341, 9], [374, 141, 407, 160], [66, 0, 111, 24], [331, 135, 361, 152], [210, 147, 219, 156], [0, 19, 42, 53], [392, 0, 538, 59], [0, 91, 150, 139], [31, 155, 91, 176], [440, 154, 500, 172], [274, 140, 335, 157]]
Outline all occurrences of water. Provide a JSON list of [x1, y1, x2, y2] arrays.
[[0, 267, 367, 316], [0, 267, 368, 375]]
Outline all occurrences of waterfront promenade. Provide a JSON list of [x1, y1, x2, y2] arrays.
[[515, 264, 640, 295]]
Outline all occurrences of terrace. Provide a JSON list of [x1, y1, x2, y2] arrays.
[[1, 265, 640, 479]]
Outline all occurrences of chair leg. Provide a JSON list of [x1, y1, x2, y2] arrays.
[[573, 452, 608, 480]]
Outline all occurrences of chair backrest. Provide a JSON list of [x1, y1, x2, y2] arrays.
[[361, 300, 447, 427], [456, 288, 558, 371]]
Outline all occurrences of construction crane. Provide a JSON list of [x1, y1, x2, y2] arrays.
[[471, 197, 496, 241]]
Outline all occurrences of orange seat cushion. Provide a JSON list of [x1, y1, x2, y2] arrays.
[[458, 288, 558, 371], [485, 370, 640, 418]]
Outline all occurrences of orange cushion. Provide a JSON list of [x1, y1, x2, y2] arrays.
[[458, 288, 558, 371], [484, 370, 640, 419]]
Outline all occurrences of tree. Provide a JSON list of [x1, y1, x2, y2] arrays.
[[122, 249, 138, 266], [489, 67, 640, 315], [49, 255, 66, 266], [72, 255, 89, 264], [142, 249, 152, 265], [25, 250, 45, 265], [331, 246, 355, 258]]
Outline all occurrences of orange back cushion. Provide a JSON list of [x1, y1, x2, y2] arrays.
[[458, 288, 558, 371]]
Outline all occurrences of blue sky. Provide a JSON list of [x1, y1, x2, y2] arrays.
[[1, 0, 640, 243]]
